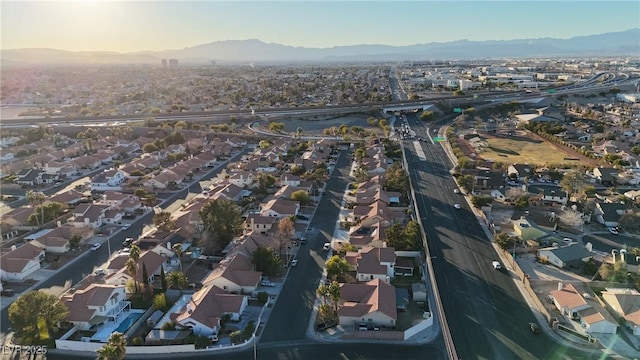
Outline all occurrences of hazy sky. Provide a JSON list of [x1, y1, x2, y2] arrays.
[[1, 1, 639, 52]]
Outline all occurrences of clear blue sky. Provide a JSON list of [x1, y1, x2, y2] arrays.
[[1, 1, 638, 52]]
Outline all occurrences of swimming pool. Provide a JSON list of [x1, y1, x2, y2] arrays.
[[115, 312, 143, 333]]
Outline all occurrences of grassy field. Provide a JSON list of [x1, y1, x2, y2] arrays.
[[479, 136, 579, 166]]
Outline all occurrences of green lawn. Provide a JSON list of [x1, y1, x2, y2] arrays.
[[480, 137, 577, 166]]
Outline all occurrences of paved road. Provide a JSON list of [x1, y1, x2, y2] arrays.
[[404, 113, 595, 360], [582, 233, 638, 253], [258, 150, 352, 342]]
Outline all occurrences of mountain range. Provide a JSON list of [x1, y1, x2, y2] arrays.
[[2, 29, 639, 65]]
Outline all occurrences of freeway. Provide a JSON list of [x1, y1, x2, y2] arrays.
[[403, 113, 600, 359]]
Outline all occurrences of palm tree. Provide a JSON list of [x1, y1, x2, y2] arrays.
[[166, 271, 188, 289], [96, 332, 126, 360], [172, 243, 184, 272], [125, 258, 139, 294], [26, 190, 47, 226]]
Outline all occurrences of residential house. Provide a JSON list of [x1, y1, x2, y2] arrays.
[[345, 246, 396, 283], [14, 169, 43, 186], [602, 288, 640, 336], [29, 225, 89, 254], [103, 208, 124, 225], [202, 252, 262, 295], [174, 285, 248, 337], [210, 183, 248, 203], [537, 244, 593, 269], [260, 197, 300, 218], [144, 169, 184, 189], [594, 202, 628, 227], [338, 279, 397, 328], [245, 214, 277, 235], [512, 218, 547, 241], [1, 206, 37, 231], [70, 155, 102, 170], [194, 151, 217, 168], [91, 169, 126, 191], [61, 283, 130, 331], [593, 167, 619, 186], [106, 250, 168, 287], [69, 204, 110, 229], [225, 137, 247, 148], [280, 174, 302, 187], [507, 164, 533, 181], [550, 283, 591, 319], [0, 242, 46, 281], [228, 171, 255, 188], [550, 282, 618, 334], [48, 189, 87, 208], [354, 188, 401, 207], [577, 306, 618, 334], [537, 188, 568, 206]]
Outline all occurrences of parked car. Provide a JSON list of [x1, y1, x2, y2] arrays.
[[94, 269, 107, 275], [1, 289, 15, 297], [207, 334, 218, 342], [529, 322, 541, 334], [296, 215, 309, 221], [300, 238, 307, 245], [123, 238, 134, 247], [290, 259, 298, 267], [90, 243, 101, 251], [260, 280, 275, 287]]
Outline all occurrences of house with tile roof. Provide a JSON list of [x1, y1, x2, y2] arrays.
[[106, 250, 169, 286], [174, 285, 248, 337], [602, 288, 640, 336], [577, 306, 618, 334], [91, 168, 126, 191], [1, 206, 37, 231], [0, 242, 46, 281], [61, 283, 129, 331], [48, 189, 88, 207], [549, 283, 591, 319], [245, 214, 277, 235], [345, 246, 396, 283], [69, 204, 110, 229], [202, 252, 262, 295], [338, 279, 397, 328], [260, 197, 300, 218]]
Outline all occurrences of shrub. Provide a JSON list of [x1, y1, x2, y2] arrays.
[[257, 291, 269, 305]]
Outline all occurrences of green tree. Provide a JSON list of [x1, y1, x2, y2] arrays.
[[153, 293, 169, 312], [471, 195, 493, 208], [419, 111, 435, 121], [96, 332, 127, 360], [199, 199, 243, 253], [268, 122, 285, 132], [384, 223, 405, 249], [172, 243, 184, 272], [290, 165, 306, 176], [385, 162, 408, 194], [494, 232, 515, 250], [290, 190, 312, 206], [69, 234, 82, 250], [26, 190, 47, 226], [252, 245, 281, 276], [457, 175, 475, 194], [8, 290, 69, 338], [142, 143, 158, 153], [326, 255, 350, 281], [167, 271, 189, 289], [327, 280, 341, 315], [160, 266, 167, 292], [153, 211, 174, 232], [513, 196, 530, 210]]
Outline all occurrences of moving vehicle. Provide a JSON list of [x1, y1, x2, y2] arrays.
[[91, 243, 101, 251], [123, 237, 134, 247], [608, 227, 619, 235], [492, 261, 502, 270], [454, 189, 460, 194], [454, 203, 461, 209], [290, 259, 298, 267], [323, 243, 331, 251], [529, 322, 541, 334], [122, 224, 131, 230]]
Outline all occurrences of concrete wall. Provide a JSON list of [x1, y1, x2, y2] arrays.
[[55, 340, 195, 353], [404, 317, 433, 340]]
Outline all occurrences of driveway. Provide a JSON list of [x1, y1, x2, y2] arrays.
[[516, 253, 591, 282]]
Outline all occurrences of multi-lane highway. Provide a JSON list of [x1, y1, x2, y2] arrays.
[[403, 113, 599, 359]]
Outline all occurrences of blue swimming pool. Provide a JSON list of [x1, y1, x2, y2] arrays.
[[115, 312, 143, 333]]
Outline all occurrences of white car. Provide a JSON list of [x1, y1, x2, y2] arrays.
[[608, 227, 619, 235], [260, 280, 275, 287], [290, 259, 298, 267], [322, 243, 331, 251], [94, 269, 107, 275], [90, 243, 101, 251], [492, 261, 502, 270], [122, 224, 131, 230], [454, 204, 461, 209], [453, 189, 460, 194]]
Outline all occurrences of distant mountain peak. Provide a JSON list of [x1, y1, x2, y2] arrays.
[[2, 29, 639, 65]]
